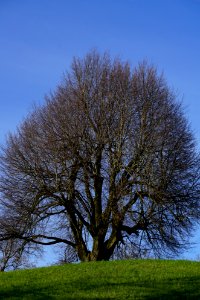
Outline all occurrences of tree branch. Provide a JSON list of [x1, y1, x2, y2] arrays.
[[23, 235, 76, 247]]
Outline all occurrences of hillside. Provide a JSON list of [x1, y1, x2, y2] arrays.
[[0, 259, 199, 299]]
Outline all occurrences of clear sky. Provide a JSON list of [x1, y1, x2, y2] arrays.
[[0, 0, 200, 265]]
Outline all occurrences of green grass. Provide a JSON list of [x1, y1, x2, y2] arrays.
[[0, 259, 200, 299]]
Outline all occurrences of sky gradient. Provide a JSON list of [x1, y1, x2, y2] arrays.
[[0, 0, 200, 265]]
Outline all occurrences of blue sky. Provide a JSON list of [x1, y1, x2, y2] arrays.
[[0, 0, 200, 265]]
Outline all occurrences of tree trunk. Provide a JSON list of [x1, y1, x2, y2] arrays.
[[76, 232, 119, 262]]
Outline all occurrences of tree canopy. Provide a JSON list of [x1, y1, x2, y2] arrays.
[[0, 51, 200, 262]]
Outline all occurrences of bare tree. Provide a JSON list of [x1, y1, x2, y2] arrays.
[[55, 244, 79, 265], [0, 239, 25, 271], [0, 238, 41, 271], [0, 51, 200, 262]]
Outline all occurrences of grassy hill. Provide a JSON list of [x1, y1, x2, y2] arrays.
[[0, 259, 200, 299]]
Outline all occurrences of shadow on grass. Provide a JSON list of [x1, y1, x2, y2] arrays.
[[142, 275, 200, 300], [0, 275, 199, 299]]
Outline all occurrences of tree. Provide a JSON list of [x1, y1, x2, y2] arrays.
[[0, 239, 37, 271], [0, 239, 25, 271], [0, 51, 200, 262]]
